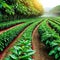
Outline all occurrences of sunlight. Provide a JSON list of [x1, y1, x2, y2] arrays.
[[38, 0, 60, 8]]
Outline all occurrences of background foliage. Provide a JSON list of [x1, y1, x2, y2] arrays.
[[0, 0, 44, 22], [50, 5, 60, 15]]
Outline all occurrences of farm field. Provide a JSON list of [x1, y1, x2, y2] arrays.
[[0, 17, 60, 60]]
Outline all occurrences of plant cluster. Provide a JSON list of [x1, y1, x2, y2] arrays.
[[0, 22, 33, 51], [48, 20, 60, 35], [49, 18, 60, 26], [38, 21, 60, 60], [0, 0, 44, 21], [0, 20, 28, 30], [4, 20, 42, 60]]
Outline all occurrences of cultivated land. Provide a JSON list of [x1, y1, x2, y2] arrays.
[[0, 17, 60, 60]]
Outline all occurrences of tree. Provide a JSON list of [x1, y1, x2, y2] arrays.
[[0, 0, 44, 21]]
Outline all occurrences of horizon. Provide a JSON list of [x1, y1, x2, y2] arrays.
[[38, 0, 60, 11]]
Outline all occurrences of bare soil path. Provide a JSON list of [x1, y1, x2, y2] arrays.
[[32, 25, 54, 60], [0, 22, 24, 34]]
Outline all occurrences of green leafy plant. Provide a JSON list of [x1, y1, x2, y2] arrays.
[[38, 20, 60, 60], [0, 19, 29, 30], [0, 21, 33, 51], [48, 20, 60, 35], [4, 19, 43, 60]]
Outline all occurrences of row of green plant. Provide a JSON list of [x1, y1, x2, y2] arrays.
[[0, 22, 33, 52], [48, 20, 60, 35], [52, 18, 60, 23], [4, 19, 43, 60], [0, 17, 43, 30], [38, 21, 60, 60], [0, 20, 29, 30], [49, 18, 60, 26], [48, 17, 60, 21]]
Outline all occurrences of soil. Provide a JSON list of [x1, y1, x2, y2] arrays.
[[32, 25, 54, 60]]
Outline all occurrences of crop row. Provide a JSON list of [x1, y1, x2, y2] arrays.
[[46, 17, 60, 23], [0, 17, 43, 30], [4, 19, 43, 60], [52, 17, 60, 23], [0, 21, 33, 52], [0, 20, 29, 30], [49, 18, 60, 26], [38, 21, 60, 60], [48, 20, 60, 35], [48, 17, 60, 21]]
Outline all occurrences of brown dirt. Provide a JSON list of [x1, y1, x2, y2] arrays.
[[0, 23, 24, 34], [0, 23, 31, 60], [32, 25, 54, 60]]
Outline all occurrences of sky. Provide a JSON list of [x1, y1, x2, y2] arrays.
[[38, 0, 60, 9]]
